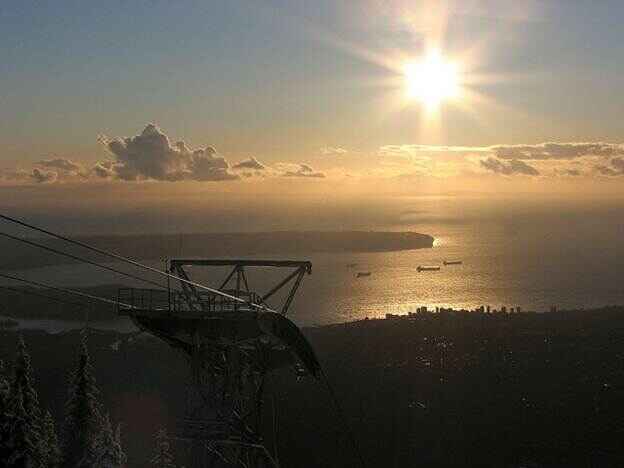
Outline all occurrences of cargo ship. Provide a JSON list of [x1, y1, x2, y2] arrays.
[[417, 265, 440, 272], [443, 260, 463, 265]]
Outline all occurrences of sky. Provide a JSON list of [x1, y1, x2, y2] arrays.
[[1, 0, 624, 232]]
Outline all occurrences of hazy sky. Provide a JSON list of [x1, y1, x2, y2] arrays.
[[1, 0, 624, 216]]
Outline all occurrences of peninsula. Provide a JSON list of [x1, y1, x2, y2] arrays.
[[0, 231, 434, 270]]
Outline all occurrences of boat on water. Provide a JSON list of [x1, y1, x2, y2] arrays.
[[417, 265, 441, 272], [356, 271, 372, 278], [443, 260, 463, 265]]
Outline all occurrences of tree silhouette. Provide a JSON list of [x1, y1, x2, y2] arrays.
[[114, 422, 123, 458], [4, 390, 41, 467], [82, 413, 127, 467], [10, 337, 42, 435], [0, 359, 8, 399], [62, 333, 102, 467], [0, 359, 11, 462], [3, 336, 45, 467], [151, 428, 176, 468], [41, 410, 61, 467]]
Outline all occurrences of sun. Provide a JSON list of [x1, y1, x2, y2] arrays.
[[404, 49, 460, 110]]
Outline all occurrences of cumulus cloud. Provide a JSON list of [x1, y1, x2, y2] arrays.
[[232, 157, 266, 170], [31, 168, 58, 183], [282, 163, 326, 178], [480, 157, 540, 176], [92, 161, 115, 178], [36, 157, 84, 174], [99, 124, 239, 182]]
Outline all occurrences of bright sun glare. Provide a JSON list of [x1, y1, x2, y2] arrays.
[[404, 50, 459, 110]]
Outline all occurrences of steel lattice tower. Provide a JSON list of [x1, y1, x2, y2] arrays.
[[119, 259, 320, 468]]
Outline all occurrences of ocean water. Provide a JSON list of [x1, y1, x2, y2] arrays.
[[3, 204, 624, 330]]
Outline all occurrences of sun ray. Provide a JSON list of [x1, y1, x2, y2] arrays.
[[292, 2, 529, 139]]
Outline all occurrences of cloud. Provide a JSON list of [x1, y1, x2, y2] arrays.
[[281, 163, 326, 178], [379, 145, 433, 161], [594, 165, 618, 176], [378, 142, 624, 179], [611, 157, 624, 173], [594, 157, 624, 177], [36, 158, 84, 174], [320, 147, 348, 156], [380, 144, 490, 155], [31, 168, 58, 183], [99, 124, 239, 182], [491, 142, 624, 160], [562, 168, 581, 176], [0, 158, 86, 184], [1, 168, 64, 184], [232, 157, 266, 170], [380, 142, 624, 160], [480, 157, 540, 176], [92, 161, 115, 178], [0, 168, 29, 181]]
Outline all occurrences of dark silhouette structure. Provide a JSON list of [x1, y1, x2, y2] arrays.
[[118, 259, 320, 468]]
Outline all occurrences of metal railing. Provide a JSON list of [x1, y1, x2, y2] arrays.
[[117, 288, 262, 314]]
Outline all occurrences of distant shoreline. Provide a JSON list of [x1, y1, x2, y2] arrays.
[[1, 230, 434, 270]]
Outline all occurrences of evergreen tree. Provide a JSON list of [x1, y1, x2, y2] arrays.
[[0, 359, 11, 462], [114, 422, 126, 466], [4, 336, 44, 467], [10, 337, 42, 433], [41, 410, 61, 467], [151, 428, 176, 468], [4, 389, 41, 467], [0, 359, 9, 399], [81, 413, 127, 468], [62, 334, 102, 467], [114, 422, 122, 452]]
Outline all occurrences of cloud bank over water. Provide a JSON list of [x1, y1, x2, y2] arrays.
[[491, 143, 624, 160], [3, 130, 624, 186], [381, 142, 624, 178]]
